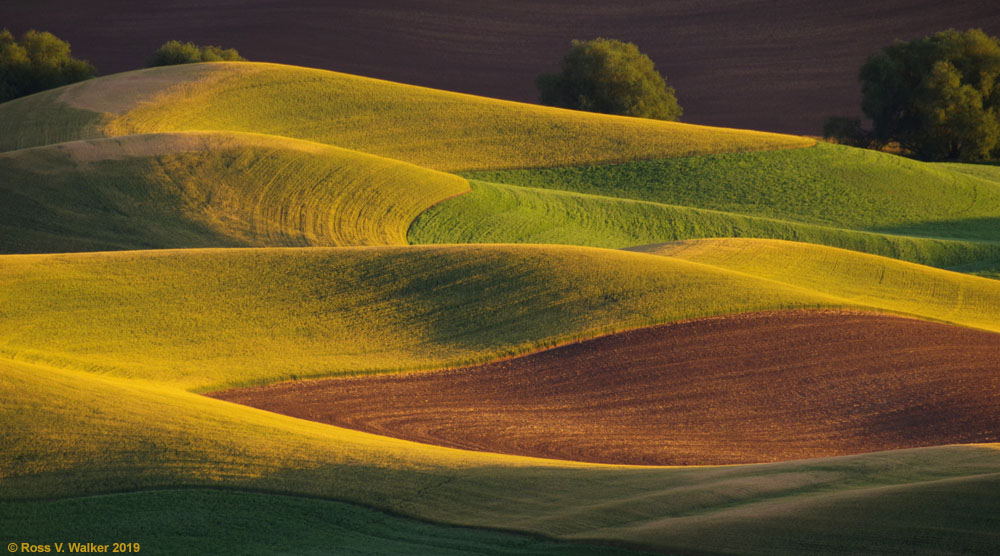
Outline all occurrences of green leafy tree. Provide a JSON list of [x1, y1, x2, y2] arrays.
[[859, 28, 1000, 161], [822, 116, 873, 148], [148, 40, 245, 67], [537, 38, 682, 121], [0, 29, 95, 103]]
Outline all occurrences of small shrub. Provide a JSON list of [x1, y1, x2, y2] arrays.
[[148, 40, 245, 67]]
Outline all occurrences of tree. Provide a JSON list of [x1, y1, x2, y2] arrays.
[[859, 28, 1000, 161], [148, 40, 245, 67], [537, 38, 682, 121], [822, 116, 873, 148], [0, 29, 95, 103]]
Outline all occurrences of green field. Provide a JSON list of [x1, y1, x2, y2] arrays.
[[462, 142, 1000, 235], [1, 490, 656, 556], [409, 179, 1000, 270]]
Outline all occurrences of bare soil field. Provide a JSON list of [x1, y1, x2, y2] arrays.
[[4, 1, 998, 133], [211, 311, 1000, 465]]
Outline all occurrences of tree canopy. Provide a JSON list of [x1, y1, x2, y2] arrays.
[[0, 29, 95, 103], [536, 38, 682, 121], [148, 40, 245, 67], [859, 28, 1000, 161]]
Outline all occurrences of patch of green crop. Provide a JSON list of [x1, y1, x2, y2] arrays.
[[409, 180, 1000, 270], [1, 490, 654, 556], [464, 143, 1000, 239]]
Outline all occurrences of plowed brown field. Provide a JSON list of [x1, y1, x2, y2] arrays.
[[210, 311, 1000, 465]]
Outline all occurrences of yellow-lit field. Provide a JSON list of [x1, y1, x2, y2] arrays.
[[1, 242, 997, 391], [0, 131, 467, 252], [0, 62, 812, 170]]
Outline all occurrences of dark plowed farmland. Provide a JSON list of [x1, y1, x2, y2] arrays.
[[4, 1, 998, 133], [210, 311, 1000, 465]]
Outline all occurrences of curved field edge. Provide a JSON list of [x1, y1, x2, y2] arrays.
[[0, 490, 654, 556], [0, 62, 813, 170], [3, 358, 1000, 556], [1, 243, 999, 391], [0, 132, 468, 252], [210, 310, 1000, 466], [408, 179, 1000, 270], [460, 142, 1000, 239]]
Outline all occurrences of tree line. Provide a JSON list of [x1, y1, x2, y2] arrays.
[[0, 30, 244, 103], [3, 26, 999, 163]]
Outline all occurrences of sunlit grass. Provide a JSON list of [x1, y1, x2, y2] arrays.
[[0, 131, 467, 252], [638, 238, 1000, 330], [463, 142, 1000, 237], [0, 63, 812, 170], [1, 243, 998, 391], [409, 180, 1000, 270]]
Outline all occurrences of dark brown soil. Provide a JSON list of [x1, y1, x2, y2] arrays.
[[209, 311, 1000, 465], [4, 2, 998, 133]]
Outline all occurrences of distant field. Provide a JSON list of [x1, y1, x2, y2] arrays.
[[3, 357, 1000, 556], [0, 63, 812, 169], [0, 132, 468, 252], [1, 242, 998, 391], [409, 179, 1000, 270]]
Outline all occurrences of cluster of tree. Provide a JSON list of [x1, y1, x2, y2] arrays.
[[0, 31, 248, 104], [0, 29, 95, 103], [536, 38, 682, 121], [827, 28, 1000, 162], [147, 40, 245, 67]]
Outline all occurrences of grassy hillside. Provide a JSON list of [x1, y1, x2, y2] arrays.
[[0, 132, 467, 253], [464, 142, 1000, 238], [637, 238, 1000, 329], [0, 63, 812, 170], [0, 245, 837, 390], [1, 243, 998, 391], [409, 180, 1000, 269], [1, 490, 653, 556], [3, 358, 999, 556]]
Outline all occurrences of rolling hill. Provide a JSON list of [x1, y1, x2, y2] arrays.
[[4, 357, 1000, 555], [0, 62, 811, 169], [2, 58, 999, 556], [2, 243, 998, 392], [0, 131, 467, 253]]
